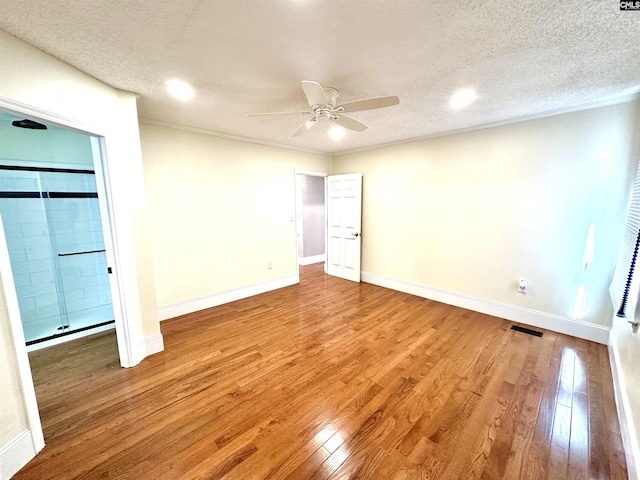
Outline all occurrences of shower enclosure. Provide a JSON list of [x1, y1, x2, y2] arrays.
[[0, 164, 114, 344]]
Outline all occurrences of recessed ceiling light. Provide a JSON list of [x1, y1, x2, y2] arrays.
[[166, 79, 195, 101], [449, 88, 477, 109], [329, 126, 345, 141]]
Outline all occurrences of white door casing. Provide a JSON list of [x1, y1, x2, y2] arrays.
[[327, 173, 362, 282], [0, 98, 138, 461]]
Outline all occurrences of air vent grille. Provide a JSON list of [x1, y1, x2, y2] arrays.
[[510, 325, 543, 337]]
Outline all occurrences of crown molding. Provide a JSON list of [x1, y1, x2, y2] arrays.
[[141, 91, 640, 159], [138, 118, 328, 157], [335, 91, 640, 157]]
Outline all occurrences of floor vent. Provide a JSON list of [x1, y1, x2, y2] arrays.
[[510, 325, 543, 337]]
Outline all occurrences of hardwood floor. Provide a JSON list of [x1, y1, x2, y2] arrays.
[[17, 263, 627, 479]]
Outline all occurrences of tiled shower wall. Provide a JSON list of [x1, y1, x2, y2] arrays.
[[0, 166, 113, 343]]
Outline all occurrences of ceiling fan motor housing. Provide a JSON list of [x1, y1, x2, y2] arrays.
[[322, 87, 339, 107]]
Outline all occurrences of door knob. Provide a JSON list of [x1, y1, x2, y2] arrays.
[[351, 232, 360, 237]]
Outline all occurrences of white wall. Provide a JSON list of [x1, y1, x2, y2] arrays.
[[139, 123, 331, 314], [0, 29, 160, 474], [611, 313, 640, 480], [608, 102, 640, 479], [301, 175, 325, 258], [334, 101, 639, 329], [0, 114, 92, 166]]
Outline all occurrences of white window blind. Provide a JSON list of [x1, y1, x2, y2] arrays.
[[611, 159, 640, 317]]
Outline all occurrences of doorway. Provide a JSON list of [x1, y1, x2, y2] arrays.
[[295, 172, 327, 266], [0, 111, 119, 351]]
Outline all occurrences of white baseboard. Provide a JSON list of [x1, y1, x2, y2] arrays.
[[299, 254, 326, 266], [140, 333, 164, 358], [158, 274, 300, 321], [128, 333, 165, 366], [0, 430, 36, 480], [609, 334, 640, 480], [361, 271, 610, 344]]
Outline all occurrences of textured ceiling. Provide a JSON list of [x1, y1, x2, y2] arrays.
[[0, 1, 639, 154]]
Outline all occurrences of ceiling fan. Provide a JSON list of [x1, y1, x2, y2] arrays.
[[247, 80, 399, 137]]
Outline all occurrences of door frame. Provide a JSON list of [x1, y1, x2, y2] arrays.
[[0, 98, 134, 452], [294, 169, 329, 269], [0, 215, 44, 451], [90, 137, 133, 365]]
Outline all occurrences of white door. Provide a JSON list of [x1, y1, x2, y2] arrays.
[[327, 173, 362, 282]]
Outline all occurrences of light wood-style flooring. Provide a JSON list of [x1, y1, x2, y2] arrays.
[[16, 263, 627, 479]]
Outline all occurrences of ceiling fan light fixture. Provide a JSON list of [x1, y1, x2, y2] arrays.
[[329, 126, 345, 141], [166, 79, 195, 101], [449, 88, 477, 109], [249, 80, 399, 138]]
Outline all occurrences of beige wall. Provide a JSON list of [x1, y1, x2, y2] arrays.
[[140, 123, 331, 306], [0, 29, 160, 455], [333, 101, 639, 327]]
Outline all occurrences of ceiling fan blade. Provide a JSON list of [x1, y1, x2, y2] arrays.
[[337, 96, 399, 113], [331, 115, 367, 132], [291, 118, 318, 137], [246, 111, 311, 117], [301, 80, 328, 107]]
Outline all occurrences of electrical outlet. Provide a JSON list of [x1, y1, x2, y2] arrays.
[[267, 261, 272, 270]]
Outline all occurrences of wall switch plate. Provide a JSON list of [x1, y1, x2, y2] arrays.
[[518, 279, 527, 293], [267, 261, 272, 269]]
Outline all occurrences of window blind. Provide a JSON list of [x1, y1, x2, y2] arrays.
[[611, 159, 640, 317]]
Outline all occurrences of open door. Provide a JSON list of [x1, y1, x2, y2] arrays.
[[327, 173, 362, 282]]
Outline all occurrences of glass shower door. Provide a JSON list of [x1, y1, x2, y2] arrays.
[[0, 167, 66, 342], [41, 170, 114, 334], [0, 165, 114, 344]]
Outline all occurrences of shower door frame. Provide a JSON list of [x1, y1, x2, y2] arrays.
[[0, 99, 137, 452]]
